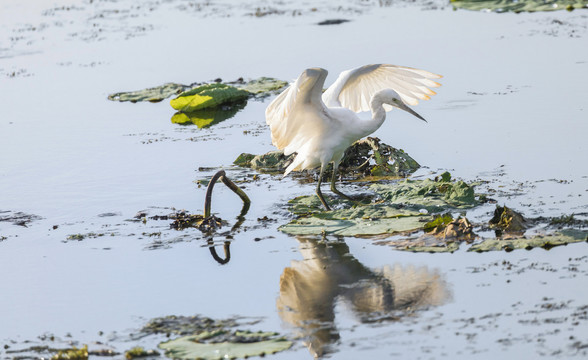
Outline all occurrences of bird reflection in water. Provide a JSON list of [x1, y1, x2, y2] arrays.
[[277, 238, 450, 357]]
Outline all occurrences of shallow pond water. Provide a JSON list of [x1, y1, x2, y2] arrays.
[[1, 0, 588, 359]]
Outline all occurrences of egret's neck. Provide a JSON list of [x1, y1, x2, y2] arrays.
[[360, 95, 387, 137]]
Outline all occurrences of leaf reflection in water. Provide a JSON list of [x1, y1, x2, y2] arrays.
[[277, 238, 451, 357]]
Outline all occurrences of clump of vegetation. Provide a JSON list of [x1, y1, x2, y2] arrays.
[[424, 214, 454, 233], [51, 345, 88, 360], [125, 346, 159, 359], [234, 137, 421, 179], [489, 205, 527, 234]]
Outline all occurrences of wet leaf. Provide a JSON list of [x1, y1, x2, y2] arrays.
[[280, 200, 430, 236], [451, 0, 588, 12], [108, 83, 188, 103], [369, 176, 478, 212], [170, 83, 250, 113], [158, 330, 292, 360], [468, 229, 588, 252], [236, 77, 288, 95]]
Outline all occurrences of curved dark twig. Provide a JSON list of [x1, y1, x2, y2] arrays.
[[204, 170, 251, 218]]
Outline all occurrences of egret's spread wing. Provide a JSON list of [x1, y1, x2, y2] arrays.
[[323, 64, 442, 112], [265, 68, 330, 152]]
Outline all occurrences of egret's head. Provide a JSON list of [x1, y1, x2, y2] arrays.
[[381, 89, 427, 123]]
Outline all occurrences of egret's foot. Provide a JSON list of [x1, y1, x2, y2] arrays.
[[331, 188, 355, 201], [316, 189, 331, 211]]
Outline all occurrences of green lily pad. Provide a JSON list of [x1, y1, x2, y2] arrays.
[[468, 229, 588, 252], [158, 330, 292, 360], [236, 77, 289, 95], [279, 173, 480, 238], [451, 0, 588, 12], [370, 174, 478, 212], [170, 83, 250, 113], [279, 198, 431, 236], [170, 101, 246, 128], [108, 83, 188, 103]]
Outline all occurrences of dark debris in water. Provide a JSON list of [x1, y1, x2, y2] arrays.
[[317, 19, 351, 25], [0, 210, 43, 227], [139, 315, 255, 337]]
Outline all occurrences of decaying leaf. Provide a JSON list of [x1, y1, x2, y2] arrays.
[[108, 83, 189, 103], [235, 77, 289, 95], [469, 229, 588, 252]]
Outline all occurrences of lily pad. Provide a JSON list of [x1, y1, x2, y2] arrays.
[[170, 102, 246, 128], [279, 199, 431, 236], [370, 173, 478, 212], [236, 77, 289, 95], [468, 229, 588, 252], [108, 83, 188, 103], [170, 83, 250, 113], [158, 330, 292, 360], [451, 0, 588, 12], [279, 173, 480, 238]]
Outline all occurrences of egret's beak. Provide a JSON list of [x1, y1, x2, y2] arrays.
[[398, 103, 427, 123]]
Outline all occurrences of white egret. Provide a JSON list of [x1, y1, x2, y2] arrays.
[[265, 64, 442, 210]]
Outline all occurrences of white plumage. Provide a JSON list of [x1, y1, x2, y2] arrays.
[[265, 64, 442, 210]]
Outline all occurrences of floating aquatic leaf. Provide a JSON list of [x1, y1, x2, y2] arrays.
[[279, 174, 480, 238], [370, 176, 478, 212], [158, 330, 292, 360], [170, 102, 246, 128], [108, 83, 188, 103], [170, 83, 250, 113], [280, 198, 430, 236], [468, 229, 588, 252], [451, 0, 588, 12], [236, 77, 289, 95]]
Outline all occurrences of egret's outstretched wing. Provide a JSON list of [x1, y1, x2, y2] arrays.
[[322, 64, 442, 112], [265, 68, 330, 152]]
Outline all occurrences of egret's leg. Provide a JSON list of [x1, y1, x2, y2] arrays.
[[330, 164, 354, 200], [316, 166, 331, 211]]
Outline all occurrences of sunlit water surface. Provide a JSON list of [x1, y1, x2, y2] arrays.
[[1, 0, 587, 359]]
